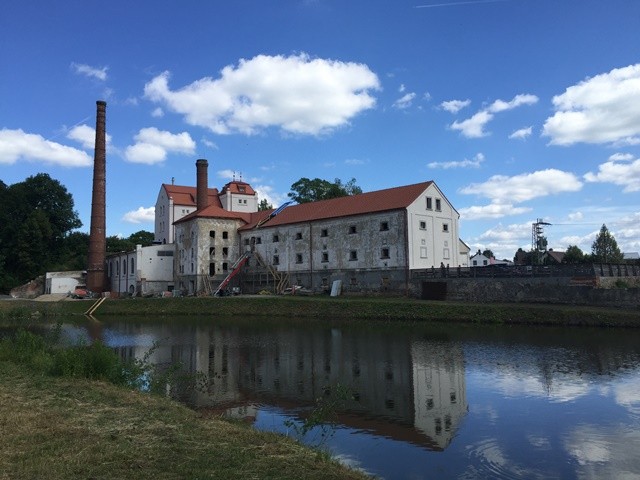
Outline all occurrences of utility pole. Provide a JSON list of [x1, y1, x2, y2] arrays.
[[531, 219, 551, 265]]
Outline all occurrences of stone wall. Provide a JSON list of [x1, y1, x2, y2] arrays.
[[417, 276, 640, 308]]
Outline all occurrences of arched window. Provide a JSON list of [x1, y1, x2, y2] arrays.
[[130, 259, 135, 274], [123, 259, 127, 276]]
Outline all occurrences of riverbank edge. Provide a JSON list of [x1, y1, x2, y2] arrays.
[[2, 296, 640, 327], [0, 360, 368, 480]]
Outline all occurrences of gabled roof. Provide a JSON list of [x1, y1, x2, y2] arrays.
[[174, 203, 259, 225], [162, 184, 221, 208], [239, 181, 433, 231], [220, 181, 256, 196]]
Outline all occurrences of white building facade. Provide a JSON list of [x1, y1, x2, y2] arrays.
[[107, 244, 175, 296]]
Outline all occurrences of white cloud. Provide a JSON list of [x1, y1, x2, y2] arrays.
[[567, 211, 583, 222], [440, 99, 470, 114], [460, 168, 582, 204], [584, 154, 640, 192], [124, 127, 196, 164], [217, 169, 236, 181], [428, 152, 485, 169], [71, 62, 108, 81], [450, 94, 538, 138], [254, 184, 288, 208], [393, 92, 416, 109], [151, 107, 164, 118], [144, 53, 380, 136], [509, 126, 532, 140], [201, 137, 218, 150], [0, 128, 92, 167], [459, 203, 531, 219], [122, 206, 155, 224], [543, 64, 640, 145], [399, 84, 406, 93], [450, 110, 493, 138], [345, 158, 366, 165], [66, 124, 113, 150]]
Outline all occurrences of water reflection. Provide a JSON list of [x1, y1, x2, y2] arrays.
[[73, 319, 640, 480], [95, 322, 469, 451]]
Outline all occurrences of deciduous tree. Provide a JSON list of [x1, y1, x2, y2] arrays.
[[288, 177, 362, 204]]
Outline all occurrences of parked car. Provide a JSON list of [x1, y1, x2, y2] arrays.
[[69, 285, 92, 299]]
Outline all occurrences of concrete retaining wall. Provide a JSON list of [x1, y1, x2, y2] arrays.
[[419, 277, 640, 308]]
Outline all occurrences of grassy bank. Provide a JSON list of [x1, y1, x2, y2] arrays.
[[0, 330, 367, 480], [2, 295, 640, 327]]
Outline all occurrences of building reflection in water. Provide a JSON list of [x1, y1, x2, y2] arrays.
[[110, 324, 468, 451]]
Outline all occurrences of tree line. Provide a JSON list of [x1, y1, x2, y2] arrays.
[[0, 174, 154, 293], [0, 174, 362, 293], [512, 224, 626, 265]]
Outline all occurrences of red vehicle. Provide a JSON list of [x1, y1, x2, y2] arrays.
[[70, 285, 91, 299]]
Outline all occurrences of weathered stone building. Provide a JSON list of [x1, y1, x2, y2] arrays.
[[170, 159, 466, 296]]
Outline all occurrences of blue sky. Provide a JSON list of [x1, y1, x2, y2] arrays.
[[2, 0, 640, 260]]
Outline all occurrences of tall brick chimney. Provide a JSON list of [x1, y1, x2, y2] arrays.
[[87, 100, 107, 293], [196, 159, 209, 210]]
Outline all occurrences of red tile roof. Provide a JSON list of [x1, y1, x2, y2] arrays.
[[239, 181, 433, 231], [174, 203, 259, 225], [162, 184, 221, 208], [221, 181, 256, 196]]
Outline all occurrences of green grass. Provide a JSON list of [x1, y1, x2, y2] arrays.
[[0, 362, 368, 479], [0, 329, 368, 479], [2, 295, 639, 327]]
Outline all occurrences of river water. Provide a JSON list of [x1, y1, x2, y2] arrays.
[[51, 317, 640, 478]]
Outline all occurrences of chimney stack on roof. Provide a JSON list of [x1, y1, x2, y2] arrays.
[[196, 159, 209, 210]]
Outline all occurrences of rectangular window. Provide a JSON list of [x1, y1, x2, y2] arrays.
[[222, 231, 229, 239], [381, 248, 390, 259], [209, 247, 215, 256], [320, 229, 328, 237], [273, 255, 279, 265], [435, 199, 441, 211], [238, 199, 242, 204], [222, 247, 228, 256], [443, 248, 450, 259], [272, 234, 279, 243], [321, 252, 329, 263], [380, 221, 389, 231], [349, 250, 358, 261], [419, 221, 426, 230], [420, 247, 428, 258], [222, 262, 228, 271], [209, 230, 215, 238], [443, 223, 449, 232], [295, 232, 303, 240], [473, 260, 478, 266], [426, 197, 432, 210], [295, 254, 303, 264], [255, 237, 262, 244], [244, 238, 250, 246], [349, 225, 357, 234]]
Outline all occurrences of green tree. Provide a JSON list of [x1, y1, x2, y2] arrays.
[[482, 249, 494, 259], [563, 245, 585, 264], [591, 224, 623, 263], [128, 230, 155, 247], [0, 174, 81, 289], [56, 232, 90, 271], [15, 211, 54, 281], [288, 177, 362, 204], [258, 199, 273, 211]]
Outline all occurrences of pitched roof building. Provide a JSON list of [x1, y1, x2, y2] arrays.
[[168, 159, 467, 296]]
